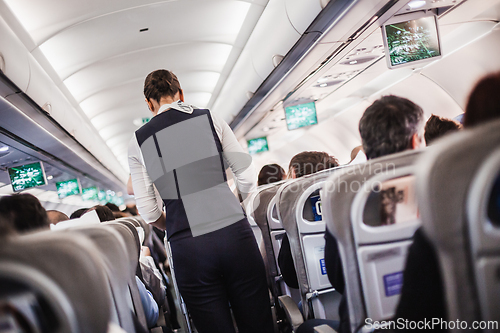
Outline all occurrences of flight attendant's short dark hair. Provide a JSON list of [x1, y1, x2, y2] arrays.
[[144, 69, 181, 103], [359, 95, 424, 160]]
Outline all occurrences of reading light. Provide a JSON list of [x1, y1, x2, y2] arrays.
[[408, 0, 426, 9], [0, 146, 8, 152]]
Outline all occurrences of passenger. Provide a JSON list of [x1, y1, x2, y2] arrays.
[[258, 163, 286, 186], [70, 207, 89, 219], [84, 205, 115, 222], [358, 95, 426, 160], [288, 151, 339, 178], [135, 276, 159, 329], [46, 210, 69, 225], [0, 193, 49, 233], [105, 202, 128, 218], [325, 95, 426, 333], [394, 72, 500, 330], [123, 204, 138, 216], [463, 71, 500, 126], [279, 151, 339, 289], [348, 145, 367, 165], [128, 69, 274, 333], [424, 114, 461, 145]]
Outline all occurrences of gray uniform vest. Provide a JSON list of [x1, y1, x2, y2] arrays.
[[135, 108, 245, 240]]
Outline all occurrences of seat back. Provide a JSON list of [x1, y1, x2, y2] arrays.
[[322, 150, 421, 331], [0, 231, 111, 333], [66, 225, 139, 332], [416, 119, 500, 330], [276, 168, 343, 320], [247, 181, 287, 303], [103, 222, 149, 330]]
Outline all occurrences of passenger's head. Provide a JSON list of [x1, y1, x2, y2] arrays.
[[424, 114, 462, 145], [359, 95, 425, 160], [144, 69, 183, 113], [123, 204, 138, 216], [288, 151, 339, 179], [258, 164, 286, 186], [0, 194, 49, 233], [85, 205, 115, 222], [349, 145, 364, 163], [46, 210, 69, 225], [105, 202, 120, 212], [463, 72, 500, 128], [70, 208, 88, 219]]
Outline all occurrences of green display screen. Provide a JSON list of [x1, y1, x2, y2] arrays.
[[247, 137, 269, 155], [385, 16, 440, 67], [56, 179, 80, 198], [285, 102, 318, 130], [82, 187, 99, 201], [8, 162, 47, 192]]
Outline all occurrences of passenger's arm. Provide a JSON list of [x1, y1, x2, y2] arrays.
[[128, 136, 165, 228], [211, 112, 257, 199]]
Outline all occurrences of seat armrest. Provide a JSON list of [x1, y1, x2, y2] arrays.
[[314, 324, 338, 333], [278, 295, 304, 332]]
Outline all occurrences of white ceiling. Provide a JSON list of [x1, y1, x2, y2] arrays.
[[3, 0, 269, 172]]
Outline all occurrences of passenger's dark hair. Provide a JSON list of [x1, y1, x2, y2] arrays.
[[288, 151, 339, 179], [46, 210, 69, 224], [424, 114, 461, 145], [0, 193, 49, 233], [258, 164, 286, 186], [359, 95, 424, 160], [463, 72, 500, 128], [85, 205, 116, 222], [70, 208, 88, 219], [144, 69, 181, 103], [105, 202, 120, 212]]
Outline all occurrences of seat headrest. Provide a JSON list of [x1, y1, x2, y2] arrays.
[[0, 231, 111, 333]]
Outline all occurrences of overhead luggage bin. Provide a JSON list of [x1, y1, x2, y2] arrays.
[[416, 119, 500, 331], [322, 150, 421, 332]]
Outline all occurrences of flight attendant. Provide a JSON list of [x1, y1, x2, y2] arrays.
[[128, 69, 274, 333]]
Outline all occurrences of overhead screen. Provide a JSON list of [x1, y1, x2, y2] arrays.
[[285, 102, 318, 130], [82, 187, 99, 201], [247, 137, 269, 155], [8, 161, 47, 192], [56, 179, 81, 198], [382, 13, 442, 69]]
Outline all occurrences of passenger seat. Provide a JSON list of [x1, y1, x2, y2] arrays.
[[415, 118, 500, 331], [0, 231, 113, 333]]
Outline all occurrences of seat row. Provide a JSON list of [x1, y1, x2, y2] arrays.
[[247, 119, 500, 333], [0, 216, 170, 333]]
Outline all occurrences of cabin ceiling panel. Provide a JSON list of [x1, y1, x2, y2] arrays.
[[63, 42, 232, 102], [37, 0, 251, 79], [90, 103, 144, 130], [422, 27, 500, 109], [3, 0, 273, 175]]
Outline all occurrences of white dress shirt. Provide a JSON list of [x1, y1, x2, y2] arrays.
[[128, 101, 257, 223]]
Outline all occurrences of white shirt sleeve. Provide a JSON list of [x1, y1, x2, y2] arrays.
[[128, 136, 163, 224], [210, 112, 257, 196]]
